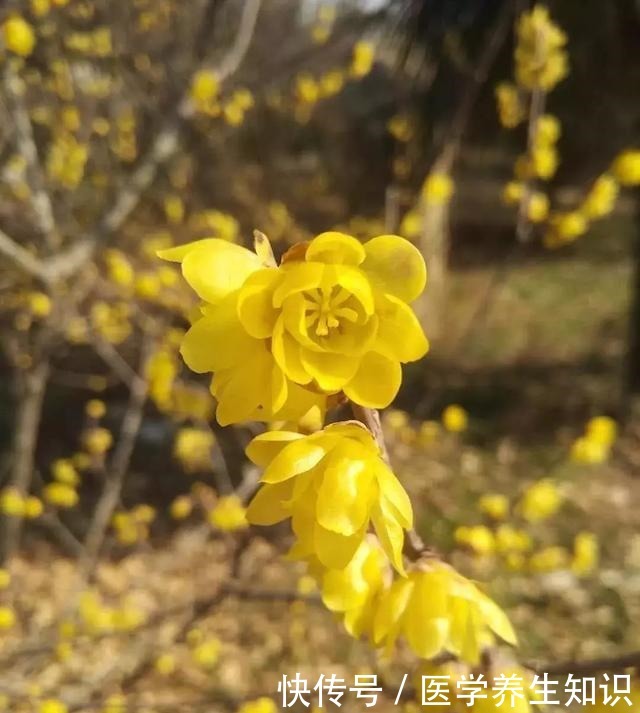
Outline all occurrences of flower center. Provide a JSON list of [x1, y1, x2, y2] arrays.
[[303, 286, 358, 336]]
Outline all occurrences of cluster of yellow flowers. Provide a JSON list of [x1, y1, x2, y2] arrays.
[[514, 6, 568, 91], [189, 68, 255, 126], [111, 504, 156, 545], [165, 229, 517, 667], [310, 4, 335, 45]]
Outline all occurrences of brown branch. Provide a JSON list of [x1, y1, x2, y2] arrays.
[[0, 358, 50, 564]]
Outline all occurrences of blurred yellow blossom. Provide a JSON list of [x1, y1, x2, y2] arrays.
[[192, 638, 221, 669], [611, 150, 640, 186], [571, 532, 599, 576], [350, 41, 375, 78], [3, 15, 36, 56], [422, 173, 454, 205], [455, 525, 495, 555], [208, 495, 248, 531], [0, 606, 16, 630], [495, 82, 525, 128], [478, 493, 509, 521], [44, 482, 79, 508], [519, 479, 562, 523], [442, 404, 468, 433], [173, 427, 214, 472]]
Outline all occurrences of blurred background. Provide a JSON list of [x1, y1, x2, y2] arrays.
[[0, 0, 639, 710]]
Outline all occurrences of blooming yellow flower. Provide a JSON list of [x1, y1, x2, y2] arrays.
[[544, 211, 588, 248], [442, 404, 467, 433], [24, 495, 43, 519], [44, 482, 79, 508], [536, 114, 561, 145], [455, 525, 495, 555], [173, 427, 214, 472], [2, 15, 36, 56], [0, 487, 25, 517], [571, 531, 598, 576], [154, 653, 176, 675], [0, 606, 16, 630], [611, 149, 640, 186], [529, 546, 569, 573], [192, 638, 221, 668], [527, 192, 549, 222], [495, 525, 532, 554], [51, 458, 79, 486], [422, 173, 454, 205], [208, 495, 248, 531], [190, 69, 219, 107], [581, 174, 619, 220], [160, 232, 428, 424], [170, 495, 193, 520], [585, 415, 617, 447], [238, 699, 278, 713], [478, 493, 509, 521], [350, 41, 375, 78], [246, 422, 413, 572], [519, 479, 562, 523], [82, 427, 113, 455], [373, 561, 516, 663], [495, 82, 525, 128]]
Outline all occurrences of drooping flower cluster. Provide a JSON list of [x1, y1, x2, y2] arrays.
[[160, 232, 428, 425]]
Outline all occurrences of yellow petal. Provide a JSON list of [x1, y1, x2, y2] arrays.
[[246, 481, 294, 525], [306, 231, 366, 265], [375, 294, 429, 362], [326, 264, 374, 315], [180, 295, 254, 373], [271, 363, 288, 414], [376, 462, 413, 529], [477, 592, 517, 646], [246, 431, 305, 467], [300, 348, 360, 392], [373, 577, 413, 644], [273, 382, 327, 423], [182, 239, 261, 304], [315, 442, 375, 536], [323, 421, 378, 453], [362, 235, 427, 303], [157, 238, 218, 262], [403, 573, 449, 658], [273, 262, 324, 307], [370, 500, 406, 574], [272, 315, 312, 384], [314, 522, 365, 569], [236, 268, 280, 338], [261, 438, 328, 484], [344, 351, 402, 408]]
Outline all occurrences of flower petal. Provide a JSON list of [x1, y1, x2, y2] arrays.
[[375, 294, 429, 362], [181, 239, 261, 304], [261, 438, 328, 484], [272, 315, 312, 384], [315, 443, 375, 536], [362, 235, 427, 303], [237, 268, 280, 338], [306, 232, 366, 265], [376, 462, 413, 529], [157, 238, 217, 262], [344, 351, 402, 408], [300, 348, 360, 392], [246, 481, 294, 525], [370, 500, 406, 575], [314, 522, 365, 569], [373, 577, 414, 644], [180, 295, 254, 373], [246, 431, 305, 467], [273, 262, 324, 307]]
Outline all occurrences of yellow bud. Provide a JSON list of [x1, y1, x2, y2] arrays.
[[3, 15, 36, 57]]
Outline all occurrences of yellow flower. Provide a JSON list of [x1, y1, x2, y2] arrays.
[[585, 415, 617, 447], [0, 606, 16, 630], [399, 210, 422, 239], [170, 495, 193, 520], [581, 174, 618, 219], [531, 145, 558, 179], [160, 232, 428, 423], [495, 82, 525, 128], [478, 493, 509, 521], [350, 41, 375, 78], [611, 149, 640, 186], [495, 525, 532, 554], [442, 404, 467, 433], [82, 427, 113, 455], [519, 479, 562, 523], [535, 114, 561, 145], [39, 700, 68, 713], [455, 525, 495, 555], [295, 73, 319, 105], [105, 249, 134, 288], [154, 653, 176, 675], [27, 292, 52, 317], [0, 487, 25, 517], [570, 436, 609, 465], [502, 181, 524, 205], [527, 192, 549, 222], [529, 546, 569, 573], [545, 211, 588, 247], [0, 569, 10, 590], [173, 427, 214, 472], [373, 561, 516, 663], [208, 495, 248, 531], [51, 458, 79, 486], [44, 482, 79, 508], [238, 699, 278, 713], [85, 399, 106, 419], [246, 422, 413, 572], [387, 114, 414, 142], [24, 495, 43, 519], [190, 69, 220, 107], [3, 15, 36, 57], [192, 638, 221, 669], [571, 531, 598, 576], [422, 173, 454, 205]]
